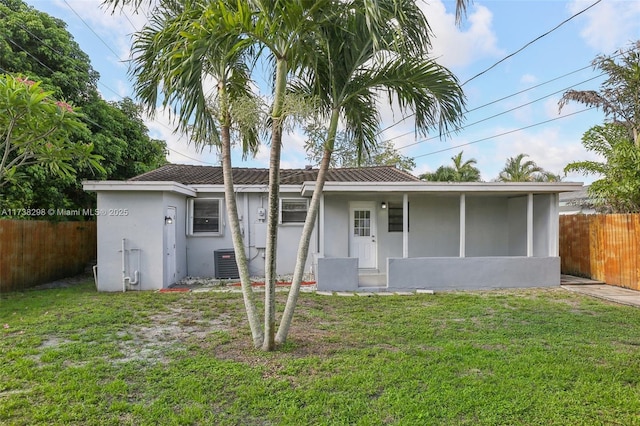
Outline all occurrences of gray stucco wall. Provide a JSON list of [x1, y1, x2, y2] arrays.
[[96, 191, 167, 291], [186, 191, 315, 278], [466, 197, 509, 256], [387, 256, 560, 291], [316, 257, 358, 291], [507, 196, 527, 256], [407, 196, 460, 257]]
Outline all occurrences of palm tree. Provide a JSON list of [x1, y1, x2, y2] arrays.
[[420, 151, 481, 182], [559, 41, 640, 147], [496, 153, 559, 182], [104, 0, 265, 347], [275, 0, 467, 344]]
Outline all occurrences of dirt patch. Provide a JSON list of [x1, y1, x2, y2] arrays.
[[31, 273, 94, 290]]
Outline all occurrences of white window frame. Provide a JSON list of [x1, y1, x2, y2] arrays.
[[187, 198, 224, 236], [279, 198, 309, 225]]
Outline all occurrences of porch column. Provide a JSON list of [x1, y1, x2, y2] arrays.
[[319, 194, 325, 257], [459, 193, 466, 258], [403, 193, 409, 258], [550, 193, 559, 256], [527, 193, 533, 257]]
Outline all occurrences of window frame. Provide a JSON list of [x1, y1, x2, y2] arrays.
[[187, 198, 224, 236], [279, 198, 309, 225]]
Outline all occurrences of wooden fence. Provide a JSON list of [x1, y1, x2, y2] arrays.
[[560, 214, 640, 290], [0, 220, 96, 292]]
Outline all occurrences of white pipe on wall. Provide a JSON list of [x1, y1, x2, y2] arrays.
[[122, 238, 140, 291]]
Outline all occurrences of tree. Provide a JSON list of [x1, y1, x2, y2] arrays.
[[420, 151, 481, 182], [0, 0, 167, 215], [565, 124, 640, 213], [0, 74, 102, 187], [107, 0, 333, 351], [0, 0, 99, 104], [559, 41, 640, 147], [496, 153, 560, 182], [275, 0, 467, 344], [305, 126, 416, 173], [121, 0, 264, 347]]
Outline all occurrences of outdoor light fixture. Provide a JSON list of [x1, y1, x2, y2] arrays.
[[165, 216, 173, 225], [381, 201, 387, 209]]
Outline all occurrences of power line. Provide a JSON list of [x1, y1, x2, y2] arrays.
[[375, 0, 603, 137], [461, 0, 602, 86], [62, 0, 123, 61], [412, 106, 596, 159], [1, 31, 217, 165], [395, 73, 604, 151]]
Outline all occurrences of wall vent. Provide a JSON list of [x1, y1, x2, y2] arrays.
[[214, 249, 240, 279]]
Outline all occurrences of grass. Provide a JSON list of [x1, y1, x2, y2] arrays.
[[2, 282, 640, 425]]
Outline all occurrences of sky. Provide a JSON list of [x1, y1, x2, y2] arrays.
[[23, 0, 640, 183]]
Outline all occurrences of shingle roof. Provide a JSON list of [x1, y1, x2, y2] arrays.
[[129, 164, 420, 185]]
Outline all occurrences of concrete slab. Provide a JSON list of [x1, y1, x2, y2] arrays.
[[315, 291, 334, 296], [335, 292, 355, 297], [562, 284, 640, 308], [416, 289, 435, 295], [355, 292, 374, 297], [394, 292, 414, 296]]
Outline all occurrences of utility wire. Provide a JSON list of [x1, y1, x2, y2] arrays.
[[2, 31, 217, 165], [412, 107, 596, 159], [62, 0, 123, 61], [380, 63, 597, 145], [396, 73, 604, 152], [461, 0, 602, 86], [375, 0, 604, 137]]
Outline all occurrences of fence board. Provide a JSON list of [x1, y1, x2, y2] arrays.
[[560, 214, 640, 290], [0, 220, 96, 292]]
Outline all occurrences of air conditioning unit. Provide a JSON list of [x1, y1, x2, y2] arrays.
[[214, 249, 239, 279]]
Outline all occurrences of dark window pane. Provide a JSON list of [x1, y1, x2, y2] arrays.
[[193, 199, 219, 233], [282, 200, 307, 223]]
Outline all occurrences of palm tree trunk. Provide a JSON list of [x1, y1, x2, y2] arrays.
[[275, 108, 339, 344], [263, 57, 288, 351], [221, 121, 264, 348]]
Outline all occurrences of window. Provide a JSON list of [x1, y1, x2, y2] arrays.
[[189, 198, 222, 235], [353, 209, 371, 236], [280, 198, 308, 224], [388, 202, 409, 232]]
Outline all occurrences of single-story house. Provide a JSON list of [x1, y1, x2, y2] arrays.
[[83, 164, 583, 292], [559, 185, 595, 215]]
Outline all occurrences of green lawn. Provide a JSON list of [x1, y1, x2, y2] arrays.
[[1, 282, 640, 425]]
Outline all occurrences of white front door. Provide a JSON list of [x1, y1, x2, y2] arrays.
[[349, 202, 377, 269], [165, 206, 177, 286]]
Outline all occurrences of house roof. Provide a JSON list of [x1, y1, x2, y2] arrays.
[[128, 164, 421, 185]]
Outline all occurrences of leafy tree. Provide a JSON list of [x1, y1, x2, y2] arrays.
[[496, 153, 560, 182], [565, 124, 640, 213], [304, 126, 416, 173], [107, 0, 467, 350], [0, 74, 102, 187], [559, 41, 640, 147], [0, 0, 167, 215], [0, 0, 99, 104], [276, 0, 466, 344], [420, 151, 481, 182]]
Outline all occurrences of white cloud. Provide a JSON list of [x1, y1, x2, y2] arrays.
[[420, 0, 504, 69], [570, 0, 640, 53], [520, 74, 537, 84], [490, 126, 600, 183]]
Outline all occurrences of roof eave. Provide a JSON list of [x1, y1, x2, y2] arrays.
[[301, 181, 584, 196], [82, 180, 196, 197]]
